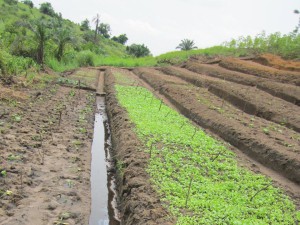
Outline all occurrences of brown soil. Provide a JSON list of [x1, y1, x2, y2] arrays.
[[104, 68, 174, 225], [254, 54, 300, 72], [219, 57, 300, 85], [183, 62, 300, 105], [159, 66, 300, 132], [0, 71, 95, 224], [133, 67, 300, 188]]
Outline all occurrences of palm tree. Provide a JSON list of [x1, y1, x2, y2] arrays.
[[54, 28, 73, 61], [92, 14, 100, 41], [294, 10, 300, 33], [176, 39, 197, 51], [27, 19, 50, 65]]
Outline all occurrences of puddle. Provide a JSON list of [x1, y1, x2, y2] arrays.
[[89, 97, 120, 225]]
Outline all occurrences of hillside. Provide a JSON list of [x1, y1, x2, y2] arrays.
[[0, 0, 127, 74]]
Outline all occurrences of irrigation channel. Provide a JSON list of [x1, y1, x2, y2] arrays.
[[89, 72, 120, 225]]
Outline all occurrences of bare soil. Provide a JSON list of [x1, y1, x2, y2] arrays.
[[159, 66, 300, 132], [219, 57, 300, 85], [253, 54, 300, 72], [183, 62, 300, 105], [0, 72, 95, 225]]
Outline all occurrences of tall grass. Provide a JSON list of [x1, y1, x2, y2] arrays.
[[95, 56, 157, 67], [156, 46, 235, 64]]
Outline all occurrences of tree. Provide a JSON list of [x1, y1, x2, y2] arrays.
[[22, 0, 34, 8], [126, 44, 151, 57], [294, 10, 300, 33], [92, 14, 100, 41], [176, 39, 197, 51], [39, 2, 56, 17], [80, 19, 90, 31], [27, 19, 51, 65], [98, 23, 111, 38], [112, 34, 128, 45], [4, 0, 18, 5], [54, 28, 73, 61]]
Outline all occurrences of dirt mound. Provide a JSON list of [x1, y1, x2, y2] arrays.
[[105, 68, 174, 225], [254, 54, 300, 72]]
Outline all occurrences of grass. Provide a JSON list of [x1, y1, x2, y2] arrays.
[[115, 82, 299, 225]]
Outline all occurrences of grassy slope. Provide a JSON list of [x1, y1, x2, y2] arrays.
[[0, 0, 127, 71]]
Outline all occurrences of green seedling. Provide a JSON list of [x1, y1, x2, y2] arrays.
[[114, 84, 298, 224], [262, 127, 270, 135], [11, 114, 22, 122], [7, 154, 20, 161], [1, 170, 7, 177], [69, 89, 76, 97], [78, 127, 87, 134]]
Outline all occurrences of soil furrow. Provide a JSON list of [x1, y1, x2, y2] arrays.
[[132, 67, 300, 188], [218, 58, 300, 85], [159, 66, 300, 132], [182, 62, 300, 105]]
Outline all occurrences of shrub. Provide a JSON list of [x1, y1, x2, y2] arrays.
[[76, 50, 95, 67], [22, 0, 33, 8], [126, 44, 151, 58]]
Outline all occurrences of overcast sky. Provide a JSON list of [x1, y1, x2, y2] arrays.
[[31, 0, 299, 56]]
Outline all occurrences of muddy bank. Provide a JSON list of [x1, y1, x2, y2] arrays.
[[104, 68, 174, 225]]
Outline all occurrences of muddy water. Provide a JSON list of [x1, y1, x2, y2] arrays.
[[89, 97, 120, 225]]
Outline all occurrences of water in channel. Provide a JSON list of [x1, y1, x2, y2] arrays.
[[89, 97, 120, 225]]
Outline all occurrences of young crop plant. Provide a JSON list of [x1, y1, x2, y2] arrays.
[[115, 84, 299, 224]]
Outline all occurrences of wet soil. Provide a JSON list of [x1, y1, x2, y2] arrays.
[[0, 81, 94, 224]]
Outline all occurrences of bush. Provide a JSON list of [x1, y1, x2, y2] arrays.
[[22, 0, 33, 8], [76, 50, 95, 67], [39, 2, 56, 17], [126, 43, 151, 58]]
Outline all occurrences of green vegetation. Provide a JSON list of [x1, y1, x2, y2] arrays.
[[157, 46, 234, 64], [223, 31, 300, 59], [0, 0, 299, 79], [176, 39, 197, 51], [126, 43, 151, 58], [115, 83, 299, 225], [0, 0, 128, 77]]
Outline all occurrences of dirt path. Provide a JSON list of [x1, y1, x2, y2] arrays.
[[0, 71, 96, 225]]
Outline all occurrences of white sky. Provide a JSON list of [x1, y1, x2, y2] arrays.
[[31, 0, 299, 56]]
